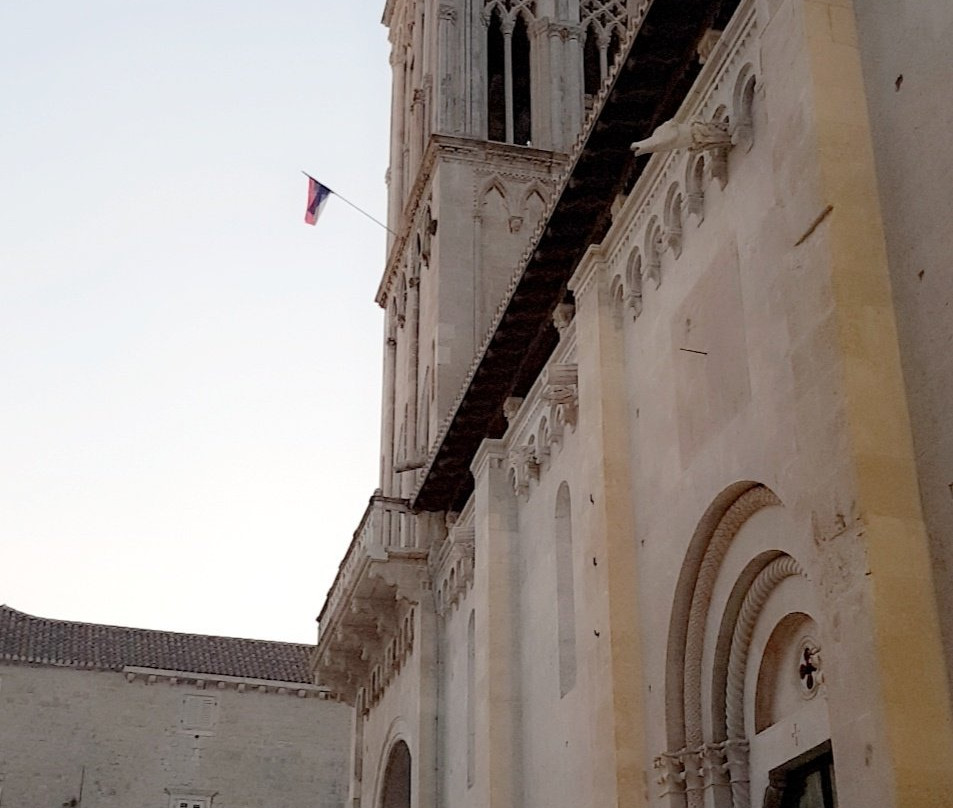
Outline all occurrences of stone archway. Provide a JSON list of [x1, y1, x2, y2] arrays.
[[655, 483, 831, 808], [380, 740, 411, 808]]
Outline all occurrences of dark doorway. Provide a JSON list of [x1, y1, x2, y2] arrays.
[[380, 740, 412, 808]]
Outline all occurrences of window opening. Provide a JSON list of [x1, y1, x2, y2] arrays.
[[511, 15, 532, 144], [583, 25, 601, 106], [484, 1, 535, 144], [487, 10, 506, 142]]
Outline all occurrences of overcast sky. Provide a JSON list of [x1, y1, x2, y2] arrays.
[[0, 2, 392, 643]]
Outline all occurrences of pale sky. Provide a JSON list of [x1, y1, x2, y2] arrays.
[[0, 2, 392, 643]]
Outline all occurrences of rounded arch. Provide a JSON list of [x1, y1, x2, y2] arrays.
[[731, 63, 758, 152], [660, 483, 829, 808], [625, 247, 643, 319], [379, 739, 411, 808], [665, 482, 777, 751]]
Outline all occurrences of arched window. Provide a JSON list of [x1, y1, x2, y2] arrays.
[[580, 0, 629, 100], [484, 1, 536, 144], [380, 740, 411, 808], [555, 482, 577, 696]]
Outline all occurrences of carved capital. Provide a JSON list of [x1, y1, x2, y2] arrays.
[[507, 443, 540, 498], [544, 364, 579, 431], [653, 752, 686, 797]]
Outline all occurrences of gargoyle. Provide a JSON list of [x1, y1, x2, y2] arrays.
[[631, 119, 732, 156]]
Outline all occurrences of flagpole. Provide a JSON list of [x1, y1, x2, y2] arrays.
[[301, 171, 397, 236]]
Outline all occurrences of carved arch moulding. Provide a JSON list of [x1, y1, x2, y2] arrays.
[[655, 483, 829, 808]]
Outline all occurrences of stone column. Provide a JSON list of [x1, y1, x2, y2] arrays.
[[388, 46, 407, 238], [470, 438, 521, 808], [437, 3, 460, 133], [401, 273, 421, 500], [381, 315, 398, 496], [568, 250, 648, 808], [796, 0, 953, 803], [502, 18, 515, 144]]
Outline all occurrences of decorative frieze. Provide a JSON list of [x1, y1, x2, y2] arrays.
[[432, 508, 476, 616], [500, 351, 578, 500], [122, 667, 332, 700]]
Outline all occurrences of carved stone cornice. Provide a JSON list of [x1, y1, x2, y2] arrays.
[[431, 510, 475, 615]]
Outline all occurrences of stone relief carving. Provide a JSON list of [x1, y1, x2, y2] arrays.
[[552, 302, 575, 335]]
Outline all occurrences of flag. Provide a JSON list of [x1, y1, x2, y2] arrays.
[[304, 177, 332, 225]]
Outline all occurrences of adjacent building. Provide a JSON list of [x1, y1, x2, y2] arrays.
[[0, 605, 350, 808]]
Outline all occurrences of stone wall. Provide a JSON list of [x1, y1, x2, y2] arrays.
[[853, 0, 953, 687], [0, 663, 350, 808]]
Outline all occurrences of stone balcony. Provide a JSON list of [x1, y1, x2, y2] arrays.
[[312, 492, 431, 703]]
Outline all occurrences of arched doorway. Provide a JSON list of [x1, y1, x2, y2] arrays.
[[380, 740, 411, 808]]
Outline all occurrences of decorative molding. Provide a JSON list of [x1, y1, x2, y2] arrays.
[[122, 667, 331, 699], [432, 515, 476, 616]]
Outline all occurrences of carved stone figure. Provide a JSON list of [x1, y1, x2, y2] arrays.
[[631, 119, 733, 156]]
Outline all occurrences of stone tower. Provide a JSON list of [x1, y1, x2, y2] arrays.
[[376, 0, 633, 502]]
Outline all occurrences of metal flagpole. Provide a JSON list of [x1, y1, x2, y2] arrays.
[[301, 171, 397, 236]]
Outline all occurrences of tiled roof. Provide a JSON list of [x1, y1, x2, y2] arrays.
[[0, 605, 315, 684]]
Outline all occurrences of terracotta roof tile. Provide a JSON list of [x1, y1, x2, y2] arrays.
[[0, 605, 314, 684]]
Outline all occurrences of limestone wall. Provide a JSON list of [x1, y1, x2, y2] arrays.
[[853, 0, 953, 685], [0, 663, 350, 808]]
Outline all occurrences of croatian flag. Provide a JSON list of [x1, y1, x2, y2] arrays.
[[304, 177, 332, 225]]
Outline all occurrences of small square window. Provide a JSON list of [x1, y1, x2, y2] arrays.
[[169, 796, 209, 808]]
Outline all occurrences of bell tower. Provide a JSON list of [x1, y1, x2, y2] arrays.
[[378, 0, 635, 502]]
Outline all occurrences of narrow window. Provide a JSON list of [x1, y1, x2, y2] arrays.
[[583, 25, 601, 102], [487, 10, 506, 142], [511, 15, 532, 144], [555, 482, 577, 696], [485, 4, 534, 144]]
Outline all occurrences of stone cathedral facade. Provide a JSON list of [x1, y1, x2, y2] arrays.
[[313, 2, 953, 807]]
